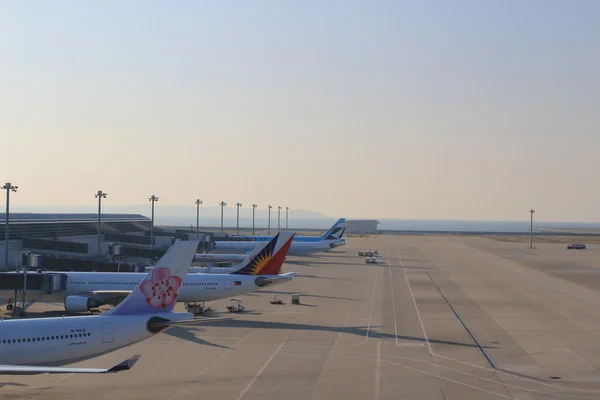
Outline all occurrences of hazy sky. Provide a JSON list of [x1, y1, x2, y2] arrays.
[[1, 1, 599, 221]]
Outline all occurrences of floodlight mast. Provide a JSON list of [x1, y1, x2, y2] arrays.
[[149, 195, 159, 250], [3, 182, 18, 270], [285, 207, 289, 231], [268, 205, 272, 235], [529, 209, 535, 249], [94, 190, 107, 257], [220, 201, 227, 237], [252, 204, 257, 235], [195, 199, 202, 240], [236, 202, 242, 235]]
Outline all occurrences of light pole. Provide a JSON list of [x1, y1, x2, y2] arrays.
[[3, 182, 18, 270], [236, 202, 242, 235], [529, 209, 535, 249], [252, 204, 257, 235], [220, 201, 227, 237], [286, 207, 289, 231], [149, 195, 159, 249], [195, 199, 202, 240], [94, 190, 106, 257], [277, 206, 282, 233], [268, 205, 272, 235]]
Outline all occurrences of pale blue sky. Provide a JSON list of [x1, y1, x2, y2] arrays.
[[1, 1, 599, 221]]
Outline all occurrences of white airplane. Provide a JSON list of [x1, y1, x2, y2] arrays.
[[0, 240, 214, 374], [230, 218, 346, 243], [33, 233, 296, 313], [215, 218, 346, 255], [193, 252, 248, 264]]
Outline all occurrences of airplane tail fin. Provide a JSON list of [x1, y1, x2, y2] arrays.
[[232, 232, 294, 276], [321, 218, 346, 240], [103, 240, 199, 316]]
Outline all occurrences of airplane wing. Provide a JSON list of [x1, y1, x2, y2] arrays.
[[0, 355, 140, 375]]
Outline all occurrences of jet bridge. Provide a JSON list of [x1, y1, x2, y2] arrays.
[[0, 272, 68, 317], [0, 272, 67, 291]]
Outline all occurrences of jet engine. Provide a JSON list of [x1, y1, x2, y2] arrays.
[[64, 295, 105, 313]]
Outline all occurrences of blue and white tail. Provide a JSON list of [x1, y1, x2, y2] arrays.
[[103, 240, 199, 316], [321, 218, 346, 240]]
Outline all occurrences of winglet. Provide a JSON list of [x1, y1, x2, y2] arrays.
[[232, 232, 294, 275], [106, 355, 141, 373], [103, 240, 199, 316]]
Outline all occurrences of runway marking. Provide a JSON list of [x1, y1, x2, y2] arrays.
[[476, 251, 600, 308], [396, 250, 449, 399], [334, 349, 600, 397], [168, 334, 249, 400], [236, 339, 287, 400], [333, 262, 379, 348], [309, 313, 350, 400], [364, 262, 379, 344], [476, 252, 599, 331], [375, 336, 381, 400]]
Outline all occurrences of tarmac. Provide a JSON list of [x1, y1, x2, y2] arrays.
[[5, 234, 600, 399]]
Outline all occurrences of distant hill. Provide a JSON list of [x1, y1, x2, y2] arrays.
[[11, 205, 336, 229]]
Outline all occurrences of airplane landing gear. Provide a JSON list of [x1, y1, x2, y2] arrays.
[[185, 302, 211, 314]]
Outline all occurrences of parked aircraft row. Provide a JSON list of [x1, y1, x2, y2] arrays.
[[0, 219, 346, 374], [153, 218, 346, 271], [2, 233, 296, 314]]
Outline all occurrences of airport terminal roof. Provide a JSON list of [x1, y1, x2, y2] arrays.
[[0, 213, 150, 223]]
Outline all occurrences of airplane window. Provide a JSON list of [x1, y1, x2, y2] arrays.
[[51, 336, 55, 340], [69, 334, 73, 338], [42, 337, 45, 341], [2, 340, 5, 343], [27, 338, 31, 342], [17, 339, 21, 342], [46, 337, 50, 340]]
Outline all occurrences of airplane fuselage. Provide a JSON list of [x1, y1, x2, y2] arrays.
[[0, 271, 291, 306], [64, 272, 284, 302], [193, 253, 247, 263], [0, 312, 192, 366], [215, 239, 335, 254]]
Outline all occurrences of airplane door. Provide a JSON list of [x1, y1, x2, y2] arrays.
[[226, 279, 233, 290], [101, 322, 114, 343]]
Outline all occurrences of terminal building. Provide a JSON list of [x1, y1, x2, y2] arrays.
[[345, 219, 379, 234], [0, 213, 214, 272]]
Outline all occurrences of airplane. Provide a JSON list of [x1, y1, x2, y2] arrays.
[[0, 240, 219, 374], [215, 219, 346, 255], [32, 233, 296, 314], [225, 218, 346, 242], [192, 252, 248, 264]]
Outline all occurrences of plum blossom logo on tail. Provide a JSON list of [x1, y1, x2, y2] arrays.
[[140, 267, 182, 308]]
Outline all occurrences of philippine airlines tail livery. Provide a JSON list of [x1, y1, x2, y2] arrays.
[[0, 240, 201, 374]]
